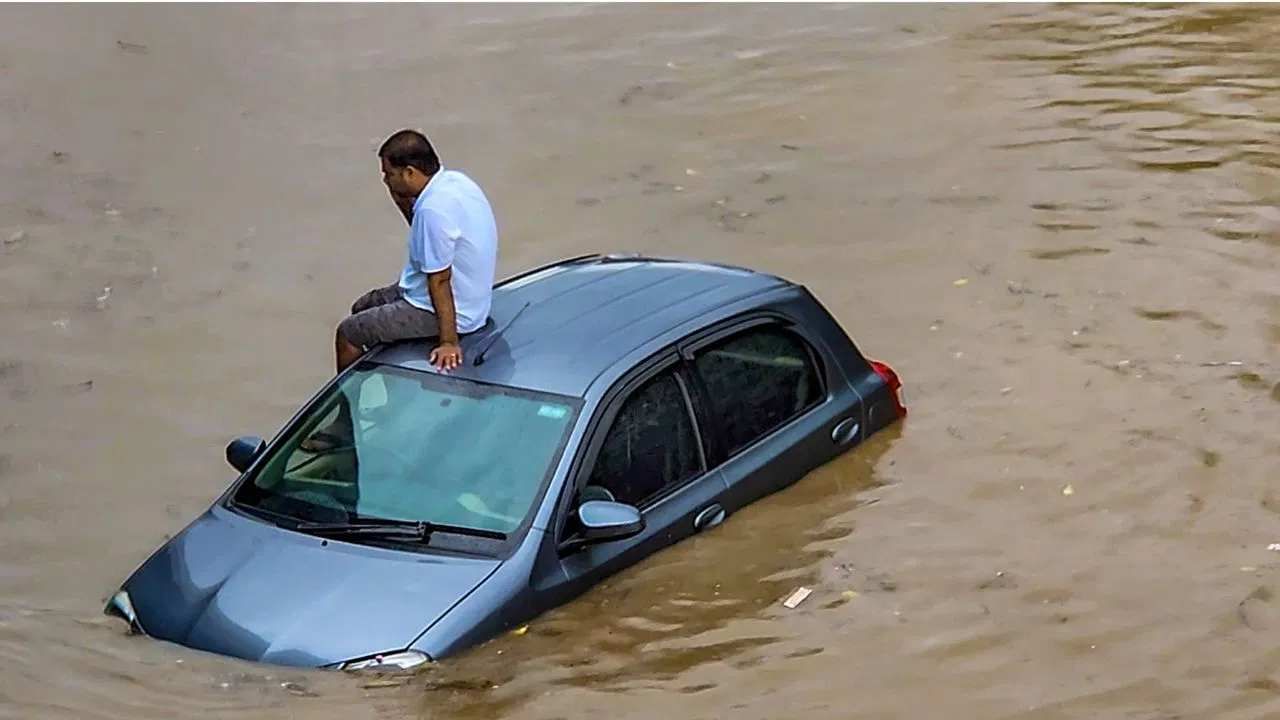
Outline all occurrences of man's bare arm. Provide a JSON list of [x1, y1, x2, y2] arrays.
[[426, 267, 462, 370]]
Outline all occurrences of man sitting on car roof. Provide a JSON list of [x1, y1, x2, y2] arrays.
[[305, 129, 498, 452], [334, 128, 499, 375]]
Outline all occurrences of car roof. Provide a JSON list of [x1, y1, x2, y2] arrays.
[[370, 254, 793, 397]]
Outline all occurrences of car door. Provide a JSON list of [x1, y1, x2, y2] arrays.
[[553, 355, 728, 587], [681, 316, 861, 512]]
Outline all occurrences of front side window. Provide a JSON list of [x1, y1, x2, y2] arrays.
[[233, 365, 577, 536], [693, 326, 822, 454], [585, 370, 702, 507]]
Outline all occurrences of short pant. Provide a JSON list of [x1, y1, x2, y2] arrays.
[[337, 283, 440, 348]]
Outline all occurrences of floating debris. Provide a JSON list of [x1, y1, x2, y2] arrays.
[[782, 587, 812, 608], [1231, 371, 1264, 389], [1030, 246, 1110, 260], [5, 230, 25, 245], [96, 286, 112, 309], [1061, 484, 1075, 496], [977, 571, 1016, 590], [280, 681, 316, 697], [953, 278, 969, 287], [1268, 544, 1280, 552], [511, 625, 529, 636], [1237, 586, 1275, 631], [1201, 449, 1221, 468], [116, 40, 149, 54], [618, 85, 644, 105]]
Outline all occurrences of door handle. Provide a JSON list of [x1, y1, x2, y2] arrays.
[[693, 504, 725, 532], [831, 417, 859, 445]]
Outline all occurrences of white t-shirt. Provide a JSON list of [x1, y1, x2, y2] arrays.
[[397, 169, 498, 334]]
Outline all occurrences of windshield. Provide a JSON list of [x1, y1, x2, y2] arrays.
[[232, 364, 578, 537]]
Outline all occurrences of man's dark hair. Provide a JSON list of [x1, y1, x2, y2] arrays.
[[378, 129, 440, 175]]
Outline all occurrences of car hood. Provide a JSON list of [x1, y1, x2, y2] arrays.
[[119, 507, 500, 667]]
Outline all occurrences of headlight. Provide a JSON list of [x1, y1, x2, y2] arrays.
[[104, 590, 146, 635], [337, 650, 430, 672]]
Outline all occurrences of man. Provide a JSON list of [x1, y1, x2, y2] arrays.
[[336, 128, 498, 374], [302, 130, 497, 453]]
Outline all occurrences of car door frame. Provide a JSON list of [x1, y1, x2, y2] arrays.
[[523, 345, 726, 616], [550, 307, 846, 542], [552, 348, 742, 561], [674, 308, 860, 513], [676, 309, 832, 441], [550, 347, 717, 549]]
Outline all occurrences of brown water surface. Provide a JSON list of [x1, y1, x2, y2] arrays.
[[3, 4, 1280, 719]]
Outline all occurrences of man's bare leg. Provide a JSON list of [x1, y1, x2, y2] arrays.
[[336, 328, 363, 373], [299, 329, 362, 454]]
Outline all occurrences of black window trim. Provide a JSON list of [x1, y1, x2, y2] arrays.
[[553, 350, 713, 547], [679, 312, 829, 466], [628, 369, 708, 510], [674, 359, 723, 470], [675, 369, 710, 473], [580, 362, 707, 510]]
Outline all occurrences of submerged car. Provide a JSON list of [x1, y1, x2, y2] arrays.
[[105, 253, 906, 670]]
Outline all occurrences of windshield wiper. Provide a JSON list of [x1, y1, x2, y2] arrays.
[[227, 498, 298, 527], [293, 518, 506, 541]]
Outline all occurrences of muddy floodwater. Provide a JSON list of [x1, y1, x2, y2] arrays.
[[3, 3, 1280, 718]]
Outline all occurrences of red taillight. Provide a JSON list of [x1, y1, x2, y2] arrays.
[[868, 359, 907, 418]]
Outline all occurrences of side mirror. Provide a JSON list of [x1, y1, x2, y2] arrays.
[[577, 500, 643, 543], [226, 435, 265, 473]]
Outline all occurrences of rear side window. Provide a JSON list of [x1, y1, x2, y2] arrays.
[[693, 327, 822, 455], [586, 370, 703, 507]]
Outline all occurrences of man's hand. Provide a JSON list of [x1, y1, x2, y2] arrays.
[[430, 341, 463, 372], [390, 189, 415, 224]]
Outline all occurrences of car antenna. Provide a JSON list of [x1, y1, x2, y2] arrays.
[[473, 301, 531, 367]]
